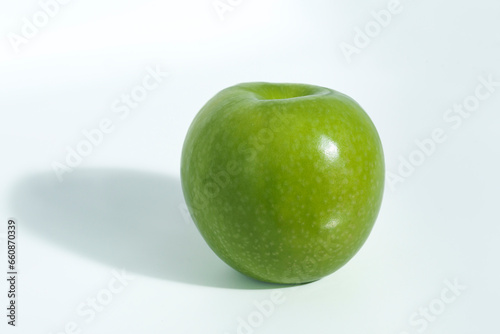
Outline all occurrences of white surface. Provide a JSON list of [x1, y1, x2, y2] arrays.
[[1, 0, 499, 333]]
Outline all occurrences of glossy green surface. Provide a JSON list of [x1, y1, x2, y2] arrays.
[[181, 82, 384, 284]]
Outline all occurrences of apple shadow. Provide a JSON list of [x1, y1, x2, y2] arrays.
[[8, 168, 285, 289]]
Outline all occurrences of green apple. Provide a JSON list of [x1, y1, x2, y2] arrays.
[[181, 82, 384, 284]]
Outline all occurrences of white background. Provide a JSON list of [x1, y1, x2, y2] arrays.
[[1, 0, 499, 333]]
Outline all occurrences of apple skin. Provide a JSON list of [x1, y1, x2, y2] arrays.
[[181, 82, 384, 284]]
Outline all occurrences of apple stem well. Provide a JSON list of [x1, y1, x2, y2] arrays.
[[241, 82, 331, 101]]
